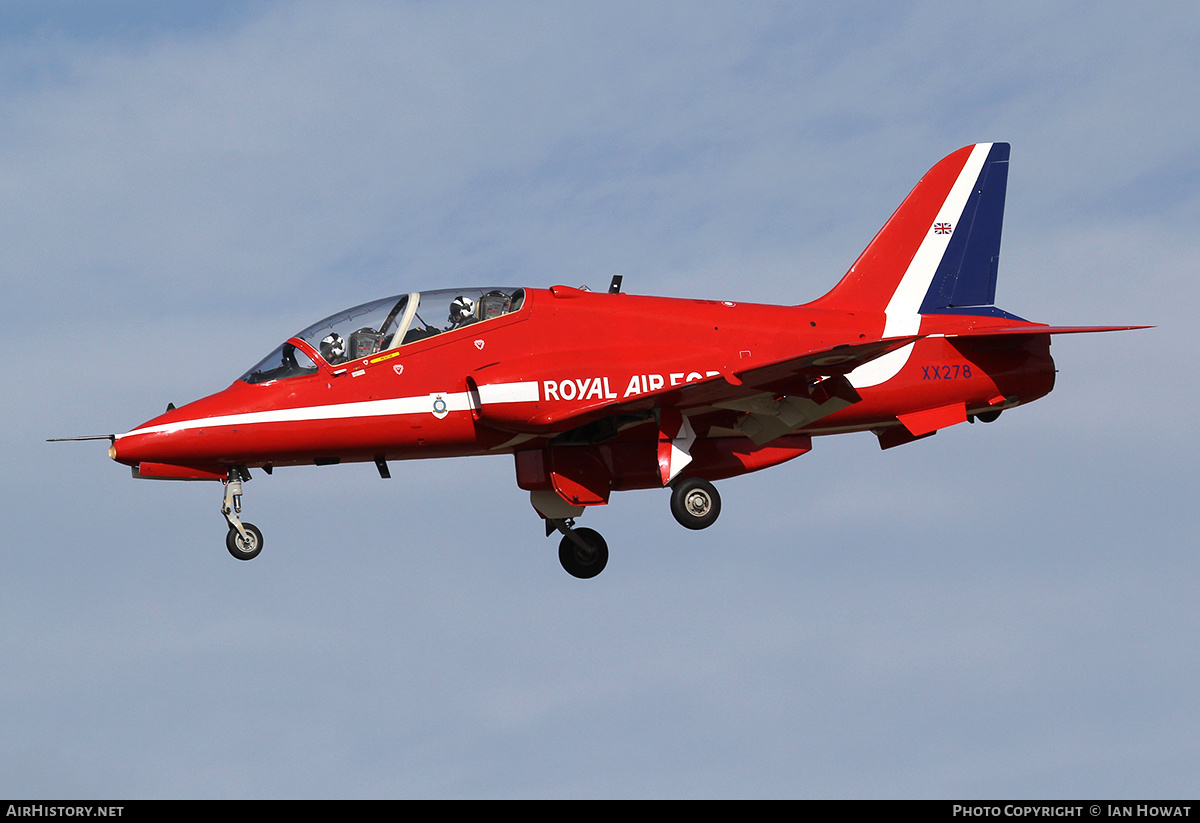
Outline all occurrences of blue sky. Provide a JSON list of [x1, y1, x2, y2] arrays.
[[3, 1, 1196, 798]]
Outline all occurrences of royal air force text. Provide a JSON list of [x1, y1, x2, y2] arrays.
[[542, 372, 721, 402]]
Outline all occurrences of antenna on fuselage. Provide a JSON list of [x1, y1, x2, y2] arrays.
[[608, 275, 623, 294]]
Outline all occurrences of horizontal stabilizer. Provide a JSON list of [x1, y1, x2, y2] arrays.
[[946, 324, 1151, 338]]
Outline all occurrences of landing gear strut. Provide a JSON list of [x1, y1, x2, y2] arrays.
[[221, 468, 263, 560], [547, 518, 609, 579]]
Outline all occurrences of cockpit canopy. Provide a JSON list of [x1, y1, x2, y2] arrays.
[[241, 287, 525, 384]]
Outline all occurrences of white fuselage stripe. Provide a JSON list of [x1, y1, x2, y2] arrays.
[[117, 381, 540, 438]]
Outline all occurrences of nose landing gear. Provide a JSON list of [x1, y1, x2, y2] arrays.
[[221, 468, 263, 560]]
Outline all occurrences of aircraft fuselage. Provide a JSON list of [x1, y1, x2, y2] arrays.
[[110, 286, 1055, 482]]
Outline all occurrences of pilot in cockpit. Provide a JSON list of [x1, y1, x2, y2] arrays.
[[448, 295, 477, 329], [320, 332, 347, 364]]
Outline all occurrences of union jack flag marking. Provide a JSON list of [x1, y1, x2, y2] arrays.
[[933, 222, 953, 235]]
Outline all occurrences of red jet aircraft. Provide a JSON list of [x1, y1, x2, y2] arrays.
[[57, 143, 1144, 578]]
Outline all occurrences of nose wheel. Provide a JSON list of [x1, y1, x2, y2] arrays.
[[226, 522, 264, 560]]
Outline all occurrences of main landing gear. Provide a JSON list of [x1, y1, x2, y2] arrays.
[[547, 518, 609, 579], [221, 468, 263, 561], [544, 478, 722, 579], [669, 477, 721, 530]]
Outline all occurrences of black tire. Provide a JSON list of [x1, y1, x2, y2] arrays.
[[558, 527, 608, 579], [670, 477, 721, 530], [976, 409, 1002, 423], [226, 522, 264, 561]]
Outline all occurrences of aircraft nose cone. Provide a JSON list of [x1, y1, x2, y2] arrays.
[[109, 431, 143, 466]]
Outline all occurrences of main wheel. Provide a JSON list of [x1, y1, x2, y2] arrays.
[[558, 527, 608, 579], [670, 477, 721, 530], [226, 522, 264, 561]]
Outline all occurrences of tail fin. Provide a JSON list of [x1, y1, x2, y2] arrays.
[[812, 142, 1014, 320]]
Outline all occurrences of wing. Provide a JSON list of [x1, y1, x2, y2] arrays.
[[469, 335, 922, 437]]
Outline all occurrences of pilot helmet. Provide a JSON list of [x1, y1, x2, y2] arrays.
[[320, 332, 346, 363], [449, 295, 475, 324]]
